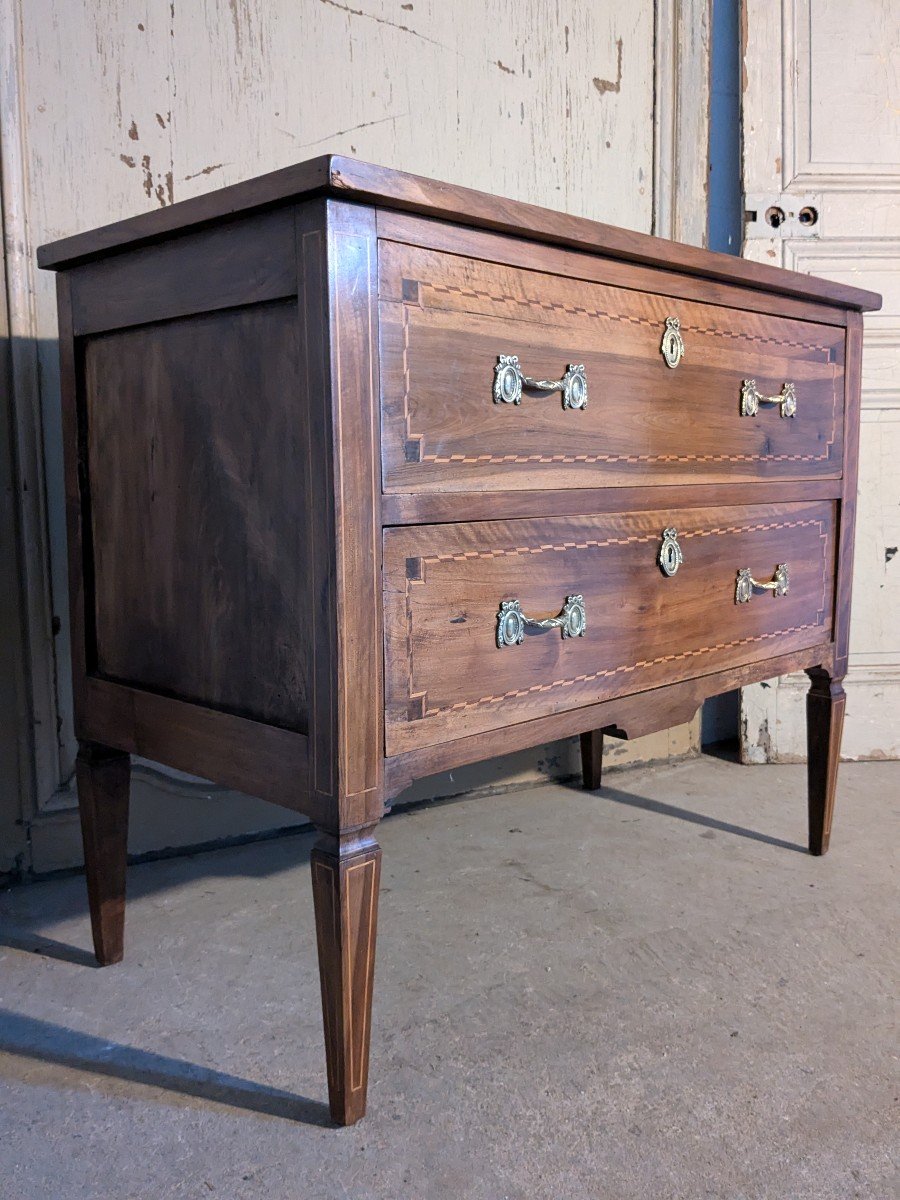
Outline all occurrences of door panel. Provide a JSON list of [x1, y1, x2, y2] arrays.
[[740, 0, 900, 762]]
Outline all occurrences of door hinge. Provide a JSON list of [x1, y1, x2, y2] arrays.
[[743, 193, 822, 239]]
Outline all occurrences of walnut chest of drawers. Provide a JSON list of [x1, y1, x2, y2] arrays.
[[38, 156, 880, 1125]]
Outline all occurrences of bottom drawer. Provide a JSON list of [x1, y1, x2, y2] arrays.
[[384, 501, 836, 754]]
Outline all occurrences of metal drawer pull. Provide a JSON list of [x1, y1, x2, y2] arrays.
[[496, 594, 587, 648], [660, 316, 685, 368], [735, 563, 789, 604], [740, 379, 797, 418], [494, 355, 588, 410]]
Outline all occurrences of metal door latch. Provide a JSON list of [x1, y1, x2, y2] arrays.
[[743, 193, 821, 239]]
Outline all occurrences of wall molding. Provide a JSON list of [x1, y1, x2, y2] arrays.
[[785, 0, 900, 191], [0, 2, 68, 826], [742, 667, 900, 763], [653, 0, 712, 248]]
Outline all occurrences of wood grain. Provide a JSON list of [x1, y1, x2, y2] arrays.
[[376, 209, 851, 327], [384, 502, 837, 753], [380, 242, 845, 491], [833, 312, 864, 680], [70, 209, 297, 336], [298, 200, 384, 834], [76, 742, 130, 965], [381, 479, 842, 525], [311, 828, 382, 1126], [384, 643, 835, 796], [80, 677, 314, 820], [806, 667, 845, 855], [38, 156, 882, 312], [580, 730, 604, 791], [84, 300, 309, 732]]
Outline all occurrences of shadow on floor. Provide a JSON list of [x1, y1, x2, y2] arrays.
[[0, 929, 100, 968], [0, 1010, 331, 1126], [0, 829, 318, 944], [570, 780, 807, 854], [1, 756, 806, 973]]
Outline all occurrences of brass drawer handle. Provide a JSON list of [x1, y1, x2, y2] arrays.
[[494, 355, 588, 410], [741, 379, 797, 418], [735, 564, 789, 604], [496, 594, 587, 648]]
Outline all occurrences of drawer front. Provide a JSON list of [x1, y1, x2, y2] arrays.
[[384, 502, 835, 754], [379, 243, 845, 492]]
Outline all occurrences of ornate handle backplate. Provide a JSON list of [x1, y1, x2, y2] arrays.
[[658, 527, 684, 576], [740, 379, 797, 418], [496, 594, 587, 648], [735, 564, 789, 604], [494, 355, 588, 410], [660, 317, 685, 368]]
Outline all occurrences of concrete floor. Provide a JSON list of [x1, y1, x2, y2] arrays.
[[0, 756, 897, 1200]]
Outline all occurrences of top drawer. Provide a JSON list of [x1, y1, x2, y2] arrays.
[[379, 242, 846, 493]]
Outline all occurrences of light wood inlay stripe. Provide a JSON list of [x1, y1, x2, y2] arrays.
[[399, 306, 839, 468]]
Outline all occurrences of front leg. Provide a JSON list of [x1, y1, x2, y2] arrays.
[[805, 667, 846, 855], [311, 826, 382, 1125]]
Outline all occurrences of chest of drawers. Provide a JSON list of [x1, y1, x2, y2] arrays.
[[38, 156, 880, 1125]]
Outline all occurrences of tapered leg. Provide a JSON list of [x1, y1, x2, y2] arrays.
[[805, 668, 846, 856], [75, 742, 131, 964], [311, 828, 381, 1125], [580, 729, 604, 790]]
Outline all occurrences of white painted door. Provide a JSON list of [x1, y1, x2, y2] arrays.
[[739, 0, 900, 762], [1, 0, 711, 871]]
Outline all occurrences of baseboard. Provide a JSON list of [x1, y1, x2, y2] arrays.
[[741, 665, 900, 764]]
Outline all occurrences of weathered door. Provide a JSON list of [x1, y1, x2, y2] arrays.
[[740, 0, 900, 762], [1, 0, 711, 871]]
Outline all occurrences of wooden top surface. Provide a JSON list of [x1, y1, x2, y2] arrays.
[[38, 154, 881, 311]]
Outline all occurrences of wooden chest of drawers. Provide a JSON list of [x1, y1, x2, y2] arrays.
[[38, 156, 880, 1125]]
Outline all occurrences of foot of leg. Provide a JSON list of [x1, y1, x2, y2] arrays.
[[580, 729, 604, 791], [76, 742, 131, 964], [310, 828, 381, 1125], [805, 668, 846, 856]]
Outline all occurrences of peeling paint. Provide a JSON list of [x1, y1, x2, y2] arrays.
[[127, 120, 138, 140], [593, 37, 623, 95], [183, 162, 226, 180], [1, 0, 698, 865]]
